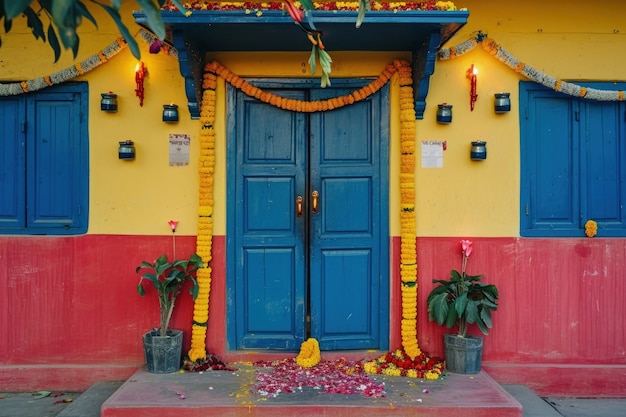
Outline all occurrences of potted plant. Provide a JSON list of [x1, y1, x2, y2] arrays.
[[136, 220, 204, 373], [426, 240, 498, 374]]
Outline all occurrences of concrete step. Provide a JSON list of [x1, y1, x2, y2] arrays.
[[101, 367, 523, 417], [57, 381, 123, 417], [501, 384, 561, 417]]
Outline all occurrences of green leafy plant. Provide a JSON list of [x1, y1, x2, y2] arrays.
[[427, 240, 498, 337], [136, 220, 203, 337], [136, 253, 203, 337]]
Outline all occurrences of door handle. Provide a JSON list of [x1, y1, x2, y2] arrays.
[[311, 191, 319, 214], [296, 195, 303, 217]]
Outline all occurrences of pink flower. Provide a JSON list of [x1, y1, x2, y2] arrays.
[[168, 220, 178, 233], [149, 40, 163, 54], [460, 240, 473, 257]]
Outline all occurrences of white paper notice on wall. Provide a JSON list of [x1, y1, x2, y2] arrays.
[[169, 133, 190, 166], [421, 140, 444, 168]]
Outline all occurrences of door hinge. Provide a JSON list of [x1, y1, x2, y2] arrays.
[[575, 110, 580, 121], [525, 204, 529, 216], [21, 121, 27, 133]]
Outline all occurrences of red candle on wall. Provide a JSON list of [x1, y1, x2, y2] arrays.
[[135, 61, 146, 106], [467, 64, 478, 111]]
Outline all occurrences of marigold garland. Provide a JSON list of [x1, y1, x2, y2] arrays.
[[188, 71, 218, 361], [438, 33, 626, 101], [585, 220, 598, 238], [295, 338, 322, 368]]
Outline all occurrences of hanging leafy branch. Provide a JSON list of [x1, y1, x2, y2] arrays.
[[0, 0, 187, 62], [284, 0, 369, 87]]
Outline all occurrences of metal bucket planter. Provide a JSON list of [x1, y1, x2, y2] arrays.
[[444, 334, 484, 374], [142, 329, 183, 373]]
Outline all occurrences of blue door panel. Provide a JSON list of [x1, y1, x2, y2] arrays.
[[244, 177, 295, 232], [237, 247, 304, 349], [244, 99, 297, 163], [317, 248, 374, 346], [317, 101, 372, 163], [322, 178, 372, 234], [0, 99, 25, 227]]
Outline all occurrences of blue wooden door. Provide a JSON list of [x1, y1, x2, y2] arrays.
[[229, 82, 389, 351]]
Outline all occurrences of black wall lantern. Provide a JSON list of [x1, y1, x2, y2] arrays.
[[494, 92, 511, 113], [162, 104, 179, 122], [436, 103, 453, 124], [101, 92, 118, 112], [470, 141, 487, 160], [118, 140, 136, 160]]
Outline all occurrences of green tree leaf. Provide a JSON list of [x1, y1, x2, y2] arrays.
[[75, 1, 98, 28], [3, 0, 33, 20], [136, 0, 166, 39], [96, 2, 141, 59], [51, 0, 74, 29], [23, 7, 46, 41], [308, 46, 317, 74], [47, 23, 61, 62]]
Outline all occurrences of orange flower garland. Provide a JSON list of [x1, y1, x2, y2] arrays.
[[188, 72, 218, 362], [295, 338, 322, 368]]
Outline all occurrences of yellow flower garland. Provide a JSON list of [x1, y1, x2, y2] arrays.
[[190, 59, 423, 364], [188, 72, 218, 361], [295, 338, 322, 368]]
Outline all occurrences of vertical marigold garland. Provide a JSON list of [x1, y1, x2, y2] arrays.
[[188, 69, 218, 362], [395, 60, 421, 361]]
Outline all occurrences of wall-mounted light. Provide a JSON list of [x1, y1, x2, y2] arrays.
[[163, 104, 179, 122], [119, 140, 136, 160], [494, 92, 511, 113], [135, 62, 147, 106], [467, 64, 478, 111], [470, 141, 487, 161], [101, 92, 118, 112], [436, 103, 453, 124]]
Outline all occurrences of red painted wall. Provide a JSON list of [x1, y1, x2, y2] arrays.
[[1, 235, 625, 394]]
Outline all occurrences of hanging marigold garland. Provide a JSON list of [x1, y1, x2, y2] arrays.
[[190, 58, 444, 377], [188, 70, 218, 361], [438, 33, 626, 101]]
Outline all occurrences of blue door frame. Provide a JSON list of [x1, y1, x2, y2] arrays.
[[226, 79, 389, 352]]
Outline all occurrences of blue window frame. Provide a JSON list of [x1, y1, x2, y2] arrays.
[[520, 81, 626, 237], [0, 83, 89, 235]]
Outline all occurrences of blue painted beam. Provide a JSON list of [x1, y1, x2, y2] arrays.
[[133, 10, 468, 119]]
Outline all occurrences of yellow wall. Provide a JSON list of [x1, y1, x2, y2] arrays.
[[2, 1, 625, 237], [417, 0, 626, 236]]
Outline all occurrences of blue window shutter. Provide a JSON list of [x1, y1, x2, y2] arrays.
[[26, 91, 87, 232], [521, 81, 626, 237], [522, 89, 579, 235], [583, 101, 626, 228], [0, 98, 26, 227]]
